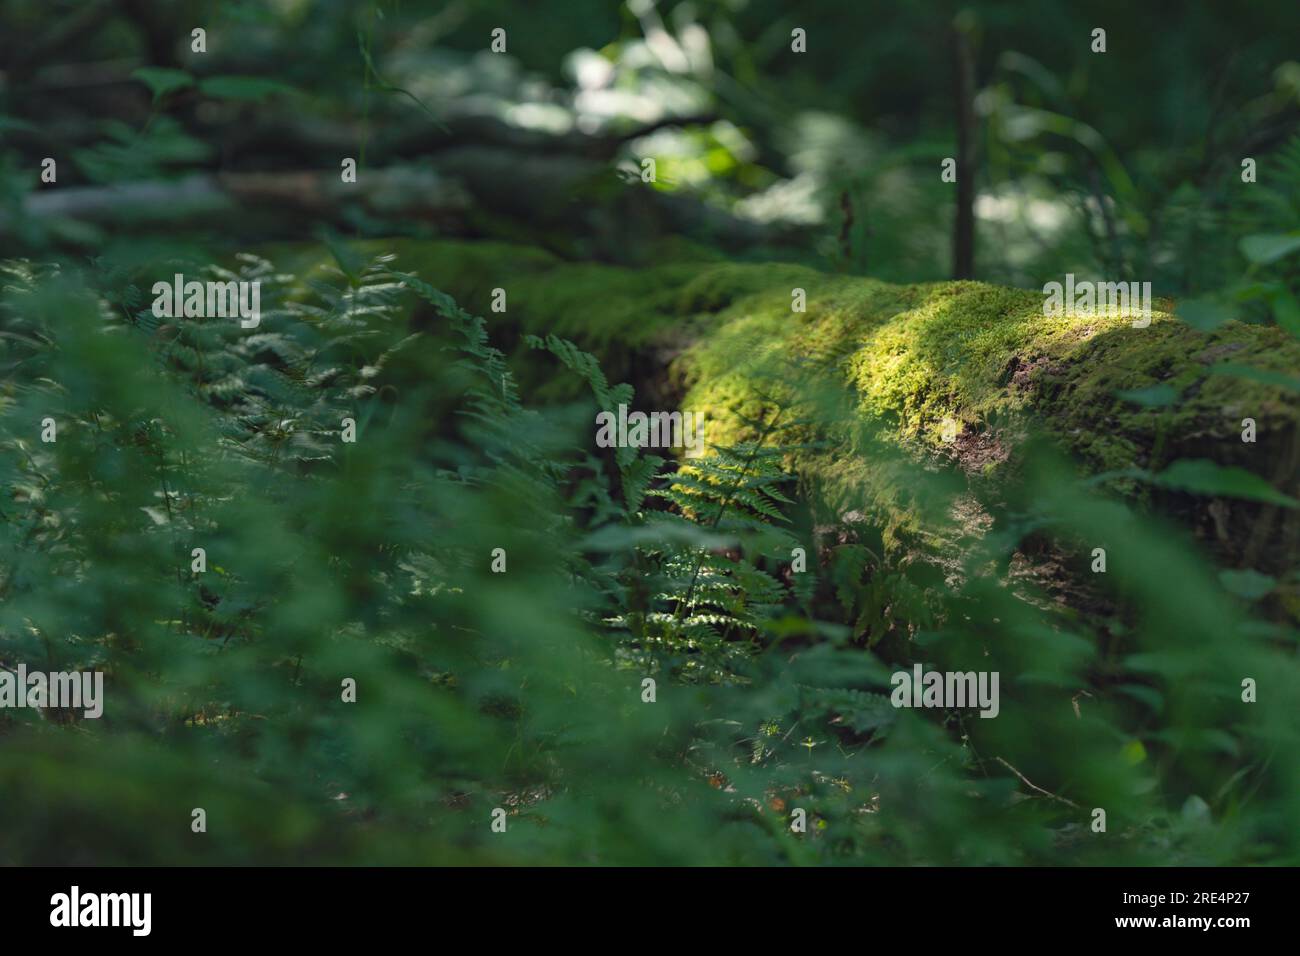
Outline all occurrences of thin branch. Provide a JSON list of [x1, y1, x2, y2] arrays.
[[994, 756, 1080, 809]]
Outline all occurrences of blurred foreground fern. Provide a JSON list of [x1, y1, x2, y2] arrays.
[[1, 245, 1297, 865]]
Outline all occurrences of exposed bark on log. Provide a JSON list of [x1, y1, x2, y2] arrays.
[[4, 107, 804, 260], [2, 168, 472, 242], [6, 155, 802, 258]]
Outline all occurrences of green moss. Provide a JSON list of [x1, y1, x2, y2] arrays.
[[378, 239, 691, 350], [262, 238, 709, 352], [665, 267, 1300, 570], [252, 238, 1300, 542], [678, 273, 1299, 471], [673, 262, 819, 314]]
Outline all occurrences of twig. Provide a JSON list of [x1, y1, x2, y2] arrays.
[[994, 756, 1080, 809]]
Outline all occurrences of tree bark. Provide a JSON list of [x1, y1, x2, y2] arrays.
[[951, 24, 977, 280]]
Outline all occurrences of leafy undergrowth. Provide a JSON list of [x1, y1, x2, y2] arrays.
[[1, 246, 1297, 865]]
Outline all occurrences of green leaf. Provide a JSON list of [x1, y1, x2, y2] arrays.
[[1176, 297, 1233, 331], [1207, 363, 1300, 393], [810, 688, 897, 734], [355, 33, 449, 132], [1115, 684, 1164, 713], [322, 233, 365, 284], [131, 67, 194, 102], [1146, 459, 1298, 508], [620, 455, 662, 510], [578, 520, 732, 553], [1240, 232, 1300, 265], [1270, 290, 1300, 338], [1219, 568, 1276, 601], [784, 643, 894, 689], [1120, 739, 1147, 765], [1228, 280, 1282, 303], [1116, 383, 1179, 407], [139, 505, 170, 526], [1180, 794, 1212, 826], [198, 76, 294, 101], [0, 114, 37, 133]]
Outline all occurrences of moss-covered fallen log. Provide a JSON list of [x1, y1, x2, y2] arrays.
[[277, 238, 1300, 591]]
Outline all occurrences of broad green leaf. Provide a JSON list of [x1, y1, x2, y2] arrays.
[[0, 115, 36, 133], [1240, 232, 1300, 265], [1147, 458, 1298, 508], [1176, 297, 1233, 331], [578, 520, 732, 552], [1219, 568, 1276, 600], [1115, 684, 1164, 713], [1229, 280, 1282, 302], [1207, 363, 1300, 392], [1121, 739, 1147, 765], [1270, 290, 1300, 338], [131, 67, 194, 102], [198, 76, 294, 101], [1180, 795, 1212, 826], [1116, 383, 1179, 406]]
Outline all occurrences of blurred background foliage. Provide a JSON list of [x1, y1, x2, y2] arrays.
[[1, 0, 1299, 864]]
